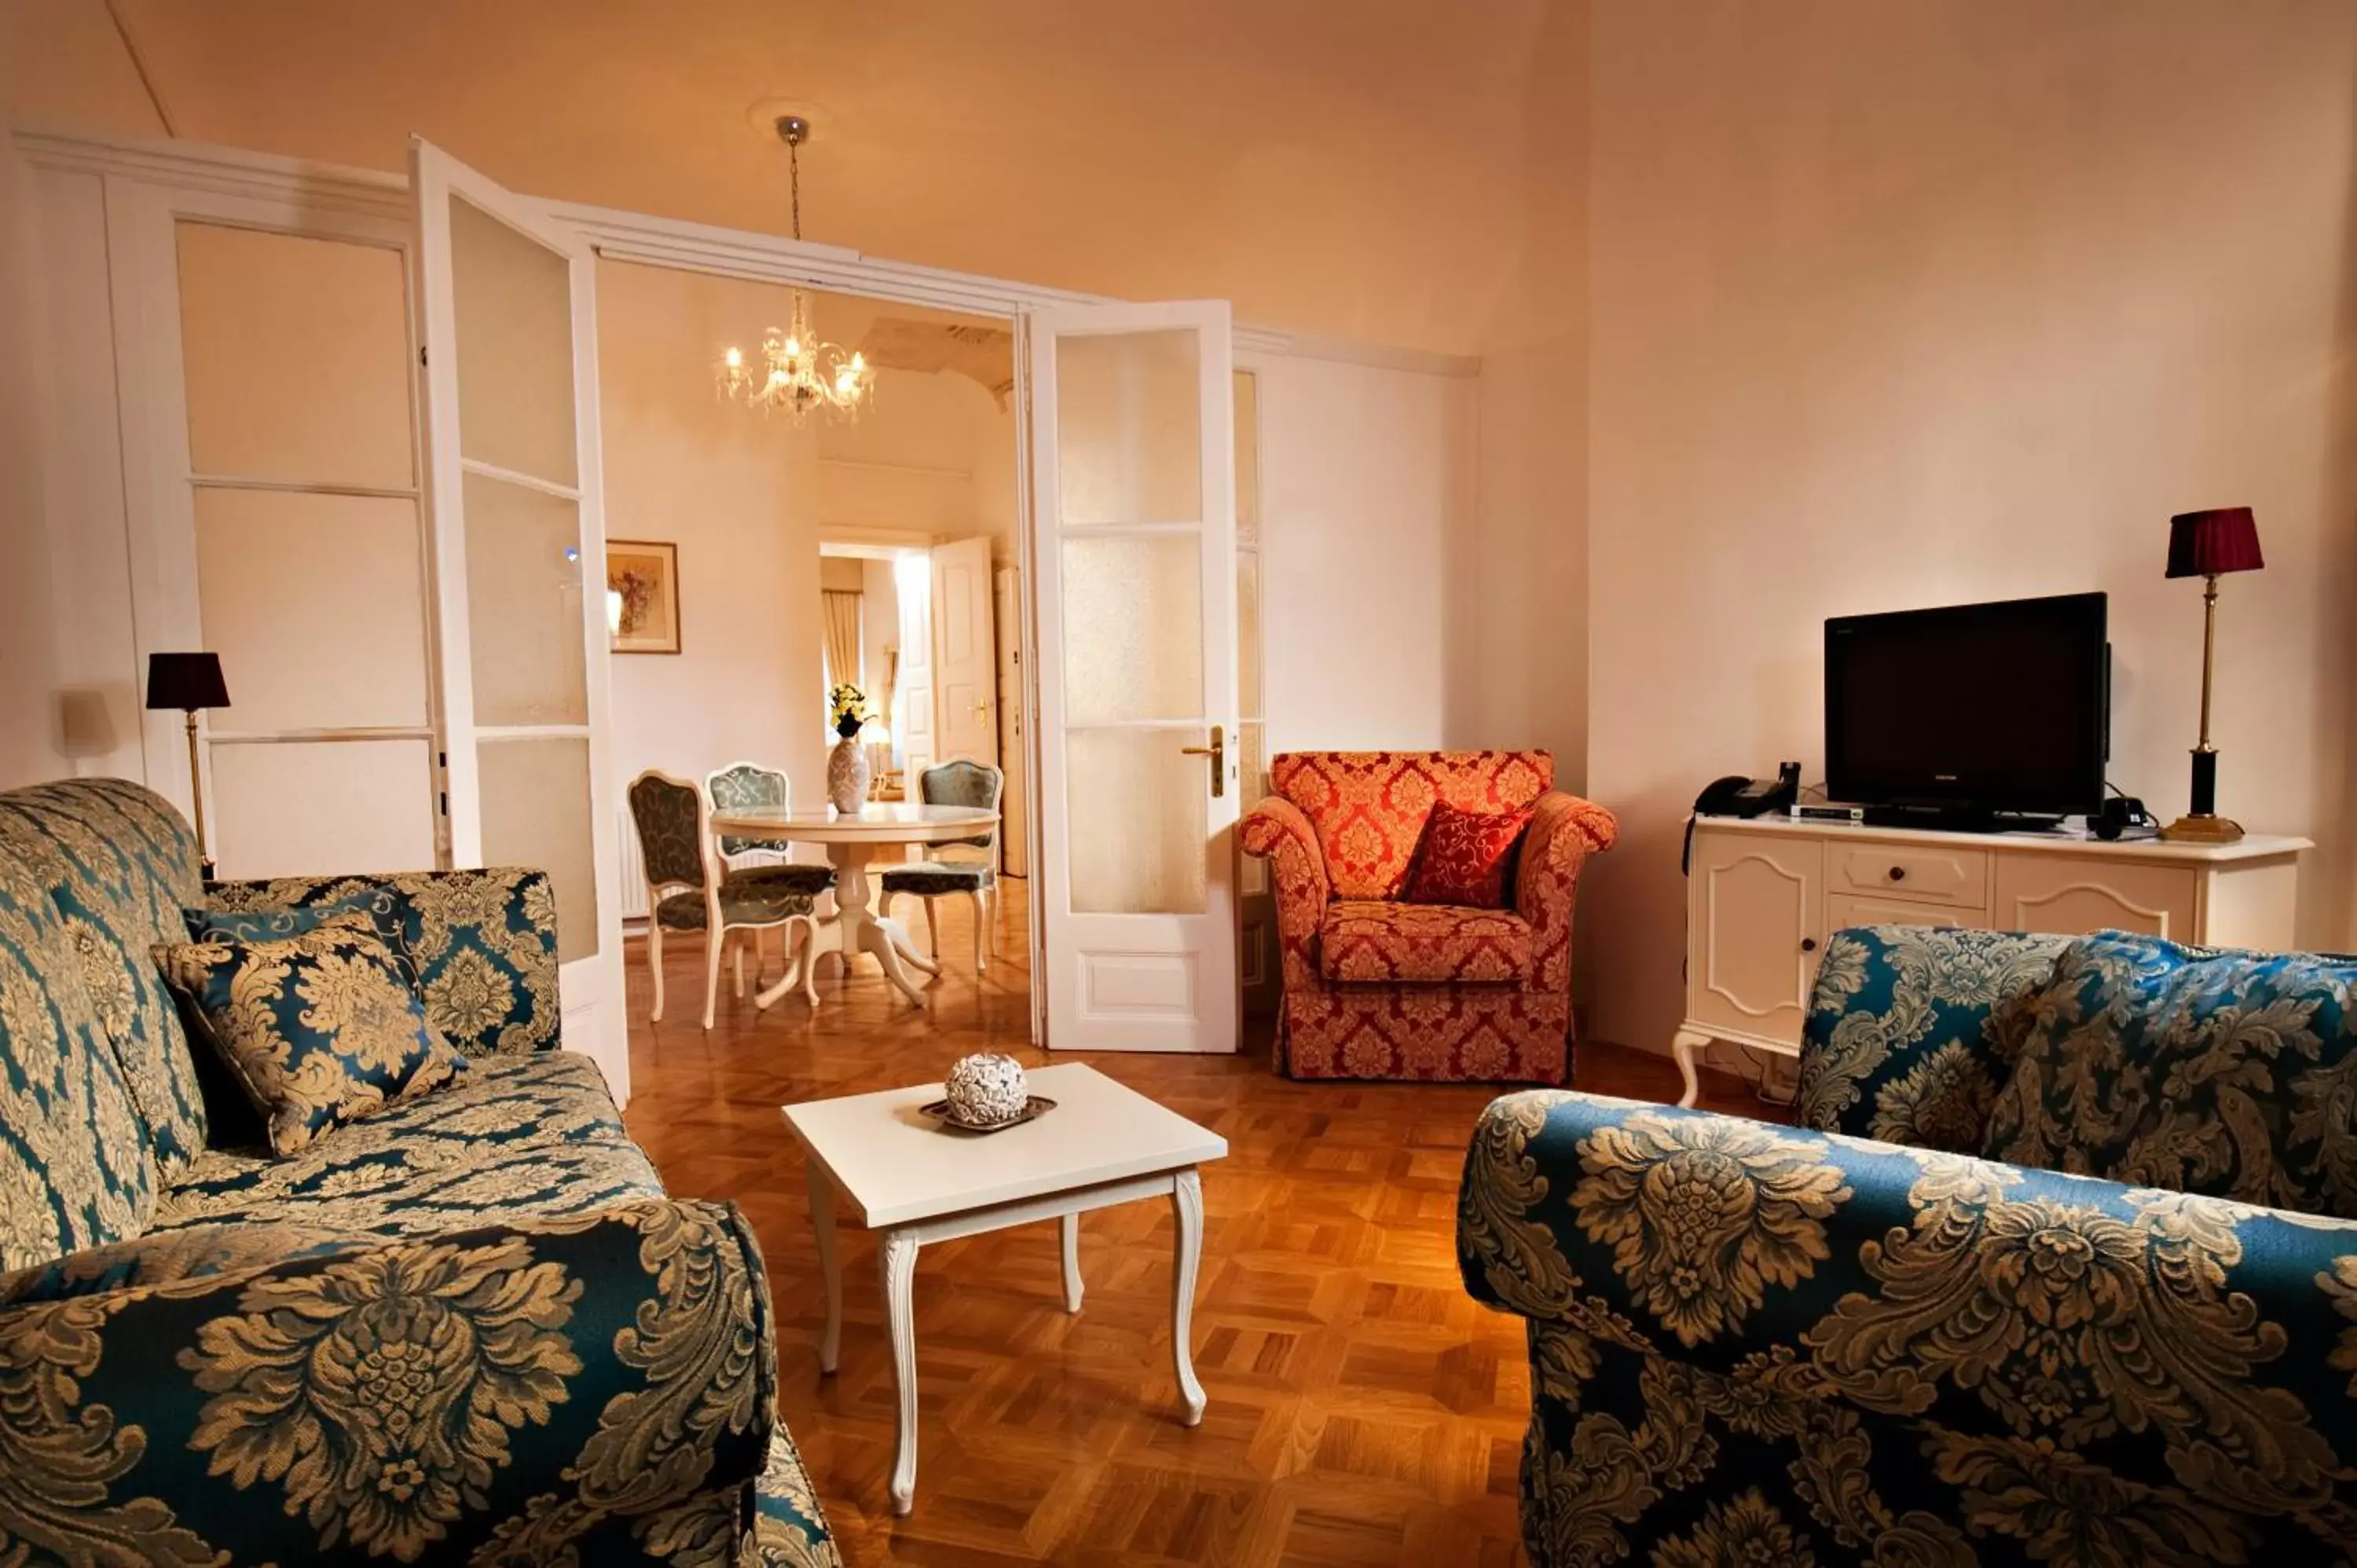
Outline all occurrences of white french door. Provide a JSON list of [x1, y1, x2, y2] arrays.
[[1028, 302, 1240, 1053], [410, 138, 628, 1096], [931, 535, 999, 768]]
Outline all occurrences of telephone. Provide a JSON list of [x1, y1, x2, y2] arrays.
[[1695, 768, 1799, 820], [1684, 763, 1802, 874]]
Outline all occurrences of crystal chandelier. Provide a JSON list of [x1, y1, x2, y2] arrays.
[[717, 116, 872, 421]]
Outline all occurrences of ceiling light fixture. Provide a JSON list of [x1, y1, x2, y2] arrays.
[[717, 115, 872, 422]]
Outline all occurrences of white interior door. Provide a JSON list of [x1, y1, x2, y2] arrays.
[[932, 535, 999, 767], [896, 554, 937, 783], [1029, 302, 1239, 1053], [993, 566, 1030, 876], [410, 138, 628, 1099]]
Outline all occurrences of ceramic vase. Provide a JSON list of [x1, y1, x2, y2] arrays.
[[827, 735, 870, 812]]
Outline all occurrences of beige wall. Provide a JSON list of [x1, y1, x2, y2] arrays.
[[0, 128, 67, 788], [1585, 0, 2357, 1061], [595, 263, 1021, 813], [1464, 0, 1590, 793], [596, 260, 827, 811]]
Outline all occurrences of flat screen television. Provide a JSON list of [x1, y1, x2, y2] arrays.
[[1824, 592, 2109, 825]]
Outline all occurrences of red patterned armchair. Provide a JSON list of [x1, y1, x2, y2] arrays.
[[1240, 750, 1617, 1082]]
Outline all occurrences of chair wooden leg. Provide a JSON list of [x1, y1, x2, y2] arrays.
[[970, 888, 988, 973], [798, 916, 820, 1009], [731, 933, 746, 998], [924, 898, 939, 958], [647, 918, 665, 1023], [702, 929, 724, 1031]]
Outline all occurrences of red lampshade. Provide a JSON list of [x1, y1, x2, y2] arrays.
[[2165, 507, 2264, 579]]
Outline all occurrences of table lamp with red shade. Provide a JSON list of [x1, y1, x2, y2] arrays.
[[2161, 507, 2263, 844]]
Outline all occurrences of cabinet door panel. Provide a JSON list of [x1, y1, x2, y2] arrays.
[[1992, 857, 2198, 940], [1688, 834, 1822, 1046]]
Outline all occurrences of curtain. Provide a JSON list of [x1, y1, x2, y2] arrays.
[[821, 591, 864, 695]]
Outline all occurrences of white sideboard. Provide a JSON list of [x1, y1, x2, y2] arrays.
[[1674, 815, 2311, 1107]]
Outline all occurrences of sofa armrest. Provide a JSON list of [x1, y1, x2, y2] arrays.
[[1459, 1091, 2357, 1548], [1240, 797, 1329, 990], [1514, 792, 1617, 994], [206, 866, 560, 1055], [0, 1196, 775, 1565]]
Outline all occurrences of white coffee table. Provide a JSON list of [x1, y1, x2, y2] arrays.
[[781, 1062, 1228, 1515]]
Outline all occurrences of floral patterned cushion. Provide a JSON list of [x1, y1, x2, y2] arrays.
[[1403, 801, 1535, 909], [1272, 750, 1554, 901], [205, 869, 560, 1057], [1981, 931, 2357, 1218], [1319, 899, 1534, 985], [157, 918, 471, 1158], [1795, 925, 2072, 1150]]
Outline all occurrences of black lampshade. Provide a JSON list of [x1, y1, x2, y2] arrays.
[[145, 652, 229, 712]]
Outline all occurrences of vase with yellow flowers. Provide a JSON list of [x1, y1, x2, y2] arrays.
[[826, 682, 874, 811]]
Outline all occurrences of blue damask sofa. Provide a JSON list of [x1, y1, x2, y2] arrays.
[[0, 778, 836, 1566], [1461, 922, 2357, 1567]]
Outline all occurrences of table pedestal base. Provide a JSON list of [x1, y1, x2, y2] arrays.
[[753, 840, 938, 1011]]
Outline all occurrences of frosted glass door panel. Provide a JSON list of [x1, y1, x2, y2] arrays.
[[1055, 330, 1201, 526], [1066, 727, 1208, 915], [194, 489, 430, 731], [449, 194, 577, 485], [478, 738, 599, 963], [1237, 551, 1262, 719], [1061, 534, 1203, 726], [176, 222, 415, 489], [1233, 369, 1260, 548], [462, 471, 588, 727], [211, 740, 437, 880]]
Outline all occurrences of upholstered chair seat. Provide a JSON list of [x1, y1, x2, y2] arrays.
[[1318, 900, 1535, 986], [655, 884, 819, 931]]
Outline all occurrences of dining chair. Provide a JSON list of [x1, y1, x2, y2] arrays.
[[878, 758, 1005, 974], [705, 760, 797, 863], [629, 770, 826, 1027]]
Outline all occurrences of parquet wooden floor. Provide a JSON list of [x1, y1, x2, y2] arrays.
[[622, 882, 1772, 1566]]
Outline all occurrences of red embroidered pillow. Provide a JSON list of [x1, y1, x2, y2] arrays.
[[1403, 803, 1535, 909]]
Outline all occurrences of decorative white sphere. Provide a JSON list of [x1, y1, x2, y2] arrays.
[[944, 1053, 1029, 1127]]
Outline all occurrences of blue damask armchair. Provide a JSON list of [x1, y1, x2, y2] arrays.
[[1460, 924, 2357, 1567]]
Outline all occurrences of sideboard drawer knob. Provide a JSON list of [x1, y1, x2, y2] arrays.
[[1800, 936, 1818, 953], [1888, 866, 1907, 882]]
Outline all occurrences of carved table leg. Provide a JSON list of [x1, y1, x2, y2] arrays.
[[882, 1229, 922, 1515], [1170, 1168, 1206, 1427], [808, 1163, 841, 1376]]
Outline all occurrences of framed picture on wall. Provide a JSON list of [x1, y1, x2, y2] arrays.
[[607, 540, 680, 654]]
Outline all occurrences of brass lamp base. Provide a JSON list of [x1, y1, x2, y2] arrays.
[[2161, 811, 2245, 844]]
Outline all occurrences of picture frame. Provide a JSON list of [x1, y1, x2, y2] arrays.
[[606, 540, 680, 654]]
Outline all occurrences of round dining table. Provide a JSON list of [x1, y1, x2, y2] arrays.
[[708, 801, 999, 1011]]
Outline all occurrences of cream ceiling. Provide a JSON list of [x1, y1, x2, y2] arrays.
[[3, 0, 1582, 355]]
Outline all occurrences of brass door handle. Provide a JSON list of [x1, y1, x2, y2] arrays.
[[1180, 725, 1226, 798]]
